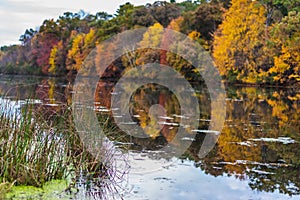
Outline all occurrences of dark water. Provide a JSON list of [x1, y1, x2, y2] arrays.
[[0, 75, 299, 200]]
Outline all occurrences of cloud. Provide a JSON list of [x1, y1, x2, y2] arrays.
[[0, 0, 65, 46], [0, 0, 185, 46]]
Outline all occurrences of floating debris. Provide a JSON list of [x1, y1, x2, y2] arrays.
[[119, 122, 138, 125], [94, 106, 110, 112], [44, 103, 60, 107], [172, 114, 190, 119], [250, 169, 275, 175], [159, 116, 174, 120], [213, 160, 292, 167], [181, 137, 195, 141], [229, 141, 256, 147], [197, 119, 211, 122], [233, 99, 244, 102], [191, 130, 220, 135], [158, 122, 179, 126], [248, 137, 296, 144]]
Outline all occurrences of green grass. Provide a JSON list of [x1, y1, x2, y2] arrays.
[[0, 99, 127, 199], [0, 102, 73, 187]]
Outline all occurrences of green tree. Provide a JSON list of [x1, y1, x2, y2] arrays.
[[268, 11, 300, 84], [19, 28, 36, 45], [182, 2, 224, 42], [132, 6, 155, 27], [150, 1, 182, 27], [115, 3, 135, 30]]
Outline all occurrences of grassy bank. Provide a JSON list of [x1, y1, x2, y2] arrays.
[[0, 99, 126, 199]]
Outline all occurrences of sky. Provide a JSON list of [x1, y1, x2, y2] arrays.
[[0, 0, 184, 46]]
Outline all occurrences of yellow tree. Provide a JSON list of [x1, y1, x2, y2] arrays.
[[83, 28, 96, 51], [213, 0, 266, 83], [136, 23, 164, 66], [268, 11, 300, 84], [49, 45, 58, 75], [67, 29, 96, 71], [67, 33, 85, 71], [48, 41, 65, 75], [167, 16, 184, 32]]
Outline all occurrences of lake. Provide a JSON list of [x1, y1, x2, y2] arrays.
[[0, 75, 299, 200]]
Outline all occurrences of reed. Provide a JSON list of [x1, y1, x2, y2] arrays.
[[0, 99, 128, 199], [0, 101, 70, 187]]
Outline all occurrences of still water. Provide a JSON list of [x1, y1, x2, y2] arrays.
[[0, 75, 299, 199]]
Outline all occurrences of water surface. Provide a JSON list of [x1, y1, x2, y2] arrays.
[[0, 75, 299, 199]]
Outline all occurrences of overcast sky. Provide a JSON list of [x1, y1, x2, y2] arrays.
[[0, 0, 184, 46]]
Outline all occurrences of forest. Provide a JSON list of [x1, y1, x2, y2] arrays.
[[0, 0, 299, 85]]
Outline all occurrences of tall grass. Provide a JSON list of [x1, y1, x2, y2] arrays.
[[0, 101, 72, 187], [0, 98, 128, 199]]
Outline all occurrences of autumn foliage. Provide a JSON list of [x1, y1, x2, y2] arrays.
[[0, 1, 299, 86]]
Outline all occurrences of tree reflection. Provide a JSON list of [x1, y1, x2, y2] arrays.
[[195, 86, 300, 196], [0, 76, 299, 196]]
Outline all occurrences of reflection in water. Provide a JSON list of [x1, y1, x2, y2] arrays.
[[0, 76, 129, 200], [0, 75, 299, 199], [70, 140, 130, 200], [195, 86, 300, 197]]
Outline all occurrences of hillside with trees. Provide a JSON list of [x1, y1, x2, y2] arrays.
[[0, 0, 299, 86]]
